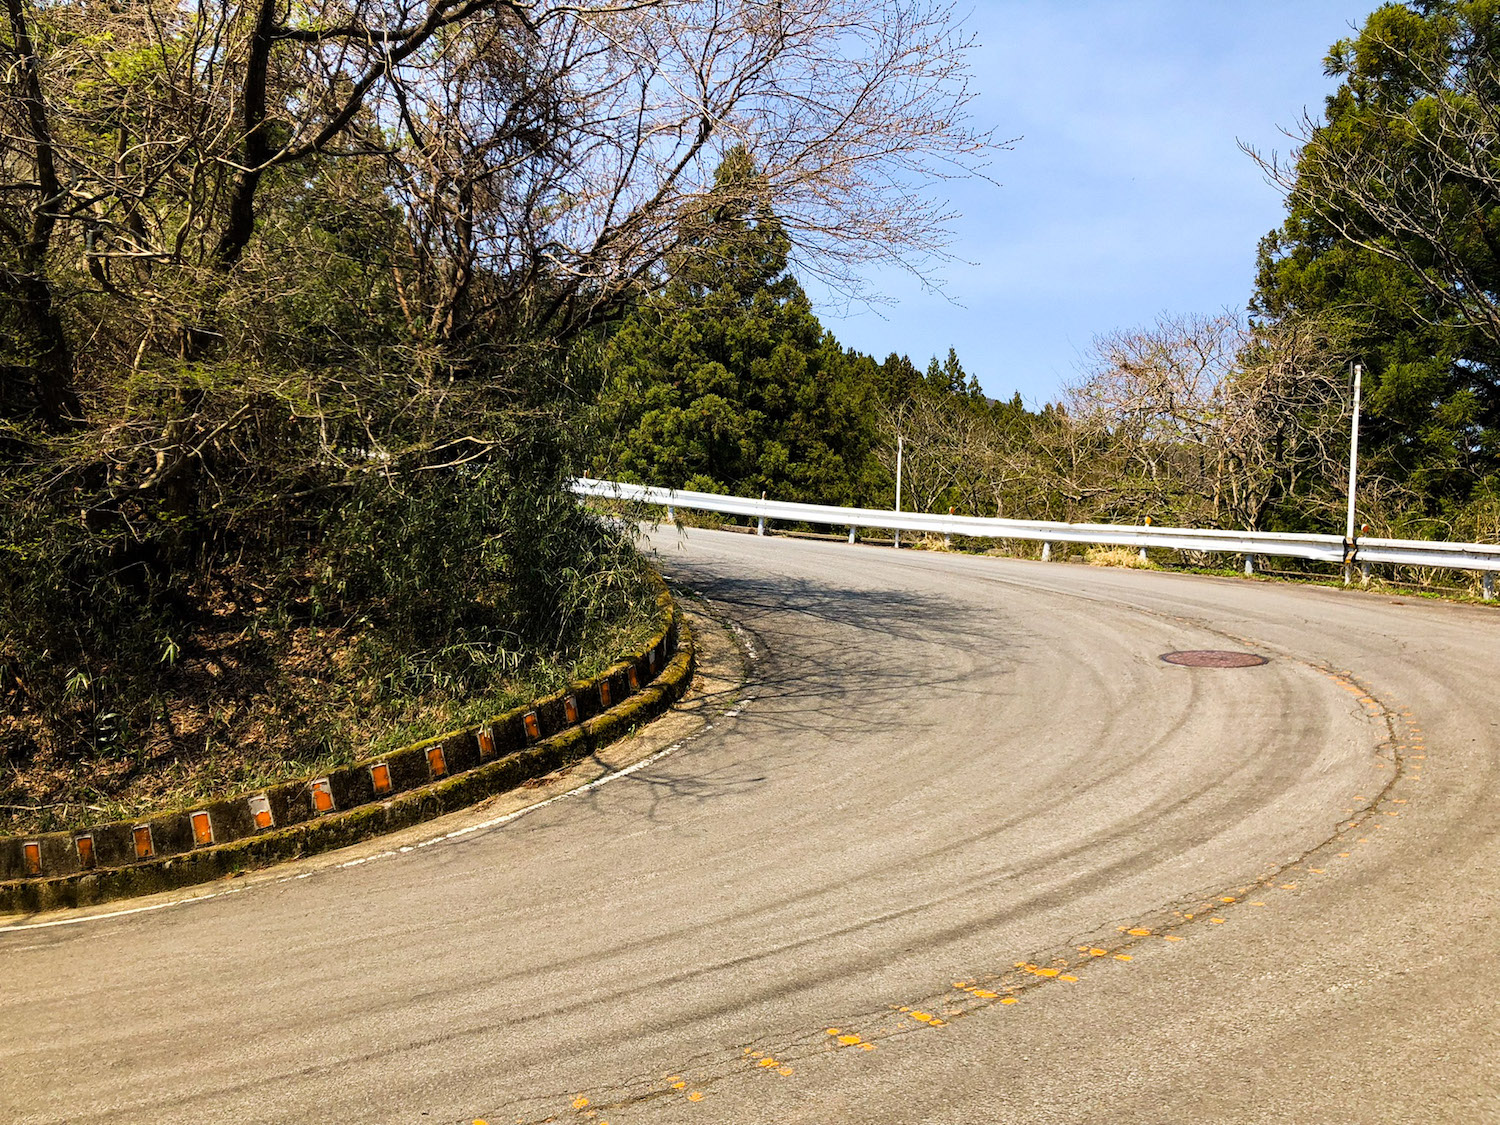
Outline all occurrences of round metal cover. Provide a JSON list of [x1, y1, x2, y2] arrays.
[[1160, 650, 1268, 668]]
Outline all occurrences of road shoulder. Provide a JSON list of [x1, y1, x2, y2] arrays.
[[0, 599, 747, 932]]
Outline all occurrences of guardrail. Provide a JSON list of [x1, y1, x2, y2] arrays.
[[571, 477, 1500, 600]]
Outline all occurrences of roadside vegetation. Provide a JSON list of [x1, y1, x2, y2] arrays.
[[592, 0, 1499, 595], [0, 0, 989, 833], [8, 0, 1497, 836]]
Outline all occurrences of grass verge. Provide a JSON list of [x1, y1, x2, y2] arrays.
[[0, 583, 663, 838]]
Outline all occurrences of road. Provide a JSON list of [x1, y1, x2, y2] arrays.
[[4, 526, 1498, 1124]]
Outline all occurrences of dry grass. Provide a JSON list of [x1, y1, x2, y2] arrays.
[[906, 533, 954, 552], [1085, 545, 1156, 569]]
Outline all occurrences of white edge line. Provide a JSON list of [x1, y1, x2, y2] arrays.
[[0, 739, 689, 935]]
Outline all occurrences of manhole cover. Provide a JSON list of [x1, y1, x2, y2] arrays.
[[1160, 650, 1268, 668]]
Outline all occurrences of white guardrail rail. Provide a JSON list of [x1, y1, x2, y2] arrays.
[[571, 477, 1500, 599]]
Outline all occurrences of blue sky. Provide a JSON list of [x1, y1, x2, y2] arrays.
[[809, 1, 1378, 405]]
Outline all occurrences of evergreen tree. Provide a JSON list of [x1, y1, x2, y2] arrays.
[[1253, 0, 1500, 535], [595, 149, 878, 504], [593, 151, 1040, 516]]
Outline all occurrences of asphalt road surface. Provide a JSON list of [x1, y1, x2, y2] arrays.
[[4, 527, 1499, 1124]]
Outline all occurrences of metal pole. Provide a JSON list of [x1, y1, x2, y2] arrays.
[[894, 433, 903, 549], [1345, 362, 1363, 585]]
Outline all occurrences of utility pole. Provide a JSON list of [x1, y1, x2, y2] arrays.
[[894, 432, 903, 549], [1344, 362, 1363, 585]]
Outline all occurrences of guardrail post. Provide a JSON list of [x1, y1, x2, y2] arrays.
[[1244, 554, 1255, 576], [1360, 562, 1371, 587], [848, 527, 857, 544], [1484, 572, 1496, 601], [757, 491, 766, 536], [1041, 541, 1051, 562], [666, 505, 674, 522], [1138, 546, 1148, 563]]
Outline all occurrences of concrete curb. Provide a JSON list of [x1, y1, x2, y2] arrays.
[[0, 589, 694, 914]]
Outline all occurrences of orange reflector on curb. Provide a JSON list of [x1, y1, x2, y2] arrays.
[[22, 841, 41, 876], [600, 680, 612, 708], [371, 762, 392, 795], [248, 794, 274, 831], [476, 725, 495, 758], [75, 834, 95, 869], [190, 811, 214, 846], [311, 777, 335, 814], [132, 825, 154, 860], [427, 745, 447, 778], [523, 712, 541, 741], [627, 667, 640, 691], [564, 695, 579, 724]]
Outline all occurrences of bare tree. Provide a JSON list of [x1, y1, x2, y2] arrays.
[[1067, 312, 1353, 529], [1218, 314, 1354, 530], [0, 0, 995, 426], [1065, 313, 1242, 523], [872, 393, 985, 514], [375, 0, 995, 341]]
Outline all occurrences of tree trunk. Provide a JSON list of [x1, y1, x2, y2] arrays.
[[212, 0, 276, 268], [3, 0, 81, 428], [2, 274, 80, 426]]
